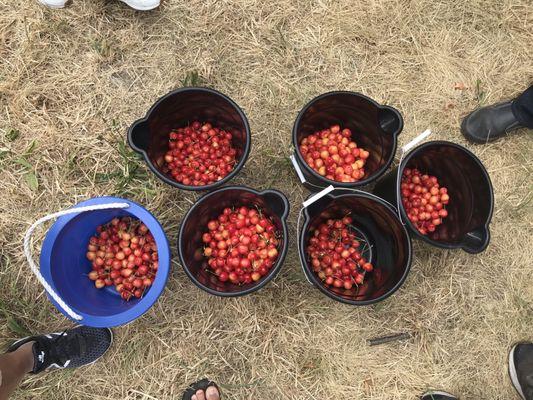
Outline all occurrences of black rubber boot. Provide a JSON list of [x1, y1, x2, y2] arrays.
[[461, 100, 522, 143]]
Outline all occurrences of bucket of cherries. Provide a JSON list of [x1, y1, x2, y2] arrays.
[[291, 91, 404, 190], [373, 140, 494, 253], [128, 87, 251, 191], [298, 189, 412, 305], [178, 186, 290, 297], [34, 197, 170, 327]]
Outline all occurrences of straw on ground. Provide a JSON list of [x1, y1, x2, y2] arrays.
[[0, 0, 532, 399]]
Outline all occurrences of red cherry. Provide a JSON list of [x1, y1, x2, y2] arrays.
[[400, 168, 451, 236], [306, 216, 373, 290], [202, 206, 280, 284], [163, 122, 237, 186], [86, 217, 158, 301], [299, 125, 369, 183]]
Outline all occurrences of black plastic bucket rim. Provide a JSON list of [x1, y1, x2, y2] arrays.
[[128, 86, 252, 192], [292, 90, 404, 188], [299, 189, 413, 306], [396, 140, 494, 253], [178, 185, 290, 297]]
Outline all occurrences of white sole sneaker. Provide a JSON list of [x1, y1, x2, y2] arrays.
[[509, 344, 526, 400], [119, 0, 160, 11], [8, 326, 113, 372], [421, 391, 457, 399], [38, 0, 68, 8]]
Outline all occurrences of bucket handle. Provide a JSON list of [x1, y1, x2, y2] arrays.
[[24, 202, 130, 321], [290, 154, 333, 192], [296, 186, 335, 285], [296, 185, 392, 286], [395, 129, 432, 225], [296, 185, 370, 285]]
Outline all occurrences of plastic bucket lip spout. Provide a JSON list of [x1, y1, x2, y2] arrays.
[[178, 185, 290, 297], [299, 189, 412, 306], [40, 197, 171, 328], [292, 91, 404, 190], [128, 86, 252, 192], [373, 140, 494, 254]]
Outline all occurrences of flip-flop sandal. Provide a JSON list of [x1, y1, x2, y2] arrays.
[[182, 378, 221, 400]]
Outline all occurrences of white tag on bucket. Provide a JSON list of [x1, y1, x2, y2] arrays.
[[289, 154, 306, 184], [401, 129, 431, 155], [302, 185, 335, 208]]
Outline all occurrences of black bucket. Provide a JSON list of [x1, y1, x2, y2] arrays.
[[128, 87, 251, 191], [292, 91, 403, 190], [178, 186, 289, 296], [298, 189, 412, 305], [373, 141, 494, 254]]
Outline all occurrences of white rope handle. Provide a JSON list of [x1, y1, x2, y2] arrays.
[[24, 202, 130, 321]]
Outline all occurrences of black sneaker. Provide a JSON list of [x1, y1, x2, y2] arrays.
[[509, 342, 533, 400], [421, 391, 458, 400], [6, 325, 112, 373]]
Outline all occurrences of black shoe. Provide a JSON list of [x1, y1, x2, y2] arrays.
[[509, 342, 533, 400], [461, 100, 522, 143], [6, 325, 112, 373], [421, 390, 458, 400]]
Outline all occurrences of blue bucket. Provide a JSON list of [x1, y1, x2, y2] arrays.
[[38, 197, 170, 328]]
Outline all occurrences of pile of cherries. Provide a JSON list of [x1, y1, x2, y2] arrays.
[[203, 206, 281, 284], [86, 217, 158, 301], [162, 121, 237, 186], [401, 168, 450, 235], [307, 216, 373, 290], [299, 124, 370, 183]]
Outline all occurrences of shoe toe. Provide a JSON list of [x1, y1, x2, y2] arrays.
[[69, 326, 113, 368], [515, 343, 533, 359], [461, 109, 492, 143], [119, 0, 160, 10], [39, 0, 68, 8]]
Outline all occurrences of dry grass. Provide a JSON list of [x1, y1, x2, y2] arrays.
[[0, 0, 532, 399]]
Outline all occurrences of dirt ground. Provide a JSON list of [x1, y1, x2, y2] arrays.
[[0, 0, 532, 399]]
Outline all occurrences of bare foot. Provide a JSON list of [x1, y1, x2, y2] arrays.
[[191, 386, 220, 400]]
